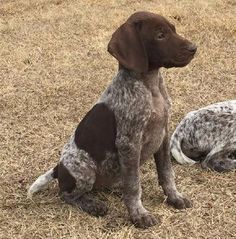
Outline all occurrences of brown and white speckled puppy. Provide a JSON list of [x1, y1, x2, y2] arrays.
[[171, 100, 236, 172], [28, 11, 197, 228]]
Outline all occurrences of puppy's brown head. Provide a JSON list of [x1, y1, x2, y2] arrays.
[[108, 11, 197, 73]]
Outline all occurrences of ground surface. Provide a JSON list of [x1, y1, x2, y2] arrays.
[[0, 0, 235, 238]]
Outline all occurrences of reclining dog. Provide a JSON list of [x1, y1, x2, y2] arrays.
[[171, 100, 236, 172]]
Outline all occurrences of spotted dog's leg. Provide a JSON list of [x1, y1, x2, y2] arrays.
[[117, 136, 157, 228], [58, 149, 108, 217], [154, 132, 192, 209], [201, 143, 236, 172]]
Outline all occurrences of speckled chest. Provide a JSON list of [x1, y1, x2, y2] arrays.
[[141, 82, 170, 160]]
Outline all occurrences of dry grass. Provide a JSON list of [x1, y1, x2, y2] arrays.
[[0, 0, 235, 238]]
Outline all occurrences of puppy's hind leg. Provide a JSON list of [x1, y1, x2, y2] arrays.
[[61, 192, 108, 217], [58, 152, 108, 217]]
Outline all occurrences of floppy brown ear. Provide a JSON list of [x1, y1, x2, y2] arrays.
[[108, 21, 148, 73]]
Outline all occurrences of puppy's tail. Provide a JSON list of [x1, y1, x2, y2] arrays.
[[170, 128, 196, 165], [27, 165, 58, 198]]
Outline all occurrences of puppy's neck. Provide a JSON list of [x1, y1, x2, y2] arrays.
[[118, 65, 160, 81]]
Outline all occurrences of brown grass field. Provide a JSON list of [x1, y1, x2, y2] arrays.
[[0, 0, 235, 238]]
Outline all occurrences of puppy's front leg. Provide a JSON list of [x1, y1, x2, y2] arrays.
[[117, 136, 157, 228], [154, 131, 192, 209]]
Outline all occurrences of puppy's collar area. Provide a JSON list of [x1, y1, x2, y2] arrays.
[[118, 67, 160, 81]]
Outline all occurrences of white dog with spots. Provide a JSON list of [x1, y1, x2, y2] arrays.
[[170, 100, 236, 172]]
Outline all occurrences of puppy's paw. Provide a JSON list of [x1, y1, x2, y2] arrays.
[[89, 200, 108, 217], [63, 193, 108, 217], [131, 212, 158, 229], [80, 199, 108, 217], [167, 195, 192, 209]]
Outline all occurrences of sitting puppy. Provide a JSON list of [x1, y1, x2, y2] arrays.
[[28, 11, 197, 228], [171, 100, 236, 172]]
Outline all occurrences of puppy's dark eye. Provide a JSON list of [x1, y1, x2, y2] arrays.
[[155, 32, 165, 40]]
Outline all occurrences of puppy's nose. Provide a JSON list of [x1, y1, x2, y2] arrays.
[[187, 43, 197, 54]]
